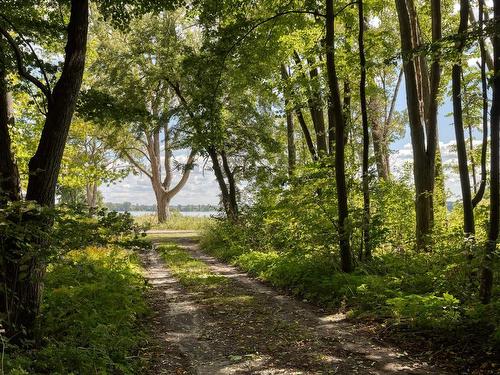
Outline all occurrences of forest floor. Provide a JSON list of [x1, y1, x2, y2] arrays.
[[140, 231, 449, 375]]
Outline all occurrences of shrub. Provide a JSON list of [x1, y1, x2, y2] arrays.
[[3, 246, 149, 374]]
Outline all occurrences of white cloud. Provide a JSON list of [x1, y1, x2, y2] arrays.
[[101, 151, 220, 205], [390, 140, 480, 199]]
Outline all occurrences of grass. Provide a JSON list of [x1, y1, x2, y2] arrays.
[[135, 211, 213, 231], [157, 242, 227, 289], [4, 246, 149, 375]]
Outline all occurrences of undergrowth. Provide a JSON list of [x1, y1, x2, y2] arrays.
[[200, 215, 500, 370], [4, 246, 149, 375]]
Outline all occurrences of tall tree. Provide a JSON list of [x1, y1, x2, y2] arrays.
[[0, 0, 89, 338], [326, 0, 352, 272], [0, 47, 20, 204], [394, 0, 441, 250], [480, 0, 500, 304], [358, 0, 371, 259], [452, 0, 475, 237], [472, 0, 489, 208]]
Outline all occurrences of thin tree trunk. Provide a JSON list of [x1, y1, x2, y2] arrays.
[[221, 149, 238, 219], [308, 58, 328, 155], [0, 59, 20, 204], [295, 108, 318, 161], [343, 80, 351, 145], [326, 0, 352, 272], [452, 0, 475, 237], [293, 52, 327, 155], [473, 0, 489, 208], [480, 0, 500, 304], [85, 182, 98, 212], [281, 65, 296, 176], [208, 146, 236, 221], [358, 0, 371, 259], [467, 121, 477, 192]]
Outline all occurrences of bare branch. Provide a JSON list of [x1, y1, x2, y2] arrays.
[[0, 24, 51, 99], [167, 149, 197, 198], [0, 13, 52, 91], [122, 149, 152, 179]]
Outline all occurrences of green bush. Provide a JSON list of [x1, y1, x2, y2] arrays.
[[200, 172, 499, 349], [4, 246, 148, 374], [387, 293, 461, 329]]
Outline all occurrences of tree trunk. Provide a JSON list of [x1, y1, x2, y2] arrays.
[[358, 0, 371, 260], [85, 182, 98, 209], [0, 0, 89, 340], [280, 65, 317, 162], [155, 191, 171, 223], [280, 65, 296, 176], [326, 0, 352, 272], [208, 146, 237, 221], [480, 0, 500, 304], [371, 117, 390, 180], [293, 53, 327, 155], [26, 0, 88, 205], [452, 0, 475, 237], [395, 0, 439, 250], [221, 149, 238, 219], [473, 0, 489, 208], [0, 59, 20, 204], [308, 58, 328, 155]]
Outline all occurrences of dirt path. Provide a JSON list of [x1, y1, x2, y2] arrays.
[[141, 233, 447, 375]]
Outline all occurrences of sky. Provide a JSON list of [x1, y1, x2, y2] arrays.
[[101, 81, 470, 206], [102, 152, 221, 205]]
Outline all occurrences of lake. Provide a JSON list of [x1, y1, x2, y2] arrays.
[[121, 210, 219, 217]]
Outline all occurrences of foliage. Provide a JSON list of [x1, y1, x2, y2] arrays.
[[200, 172, 500, 349], [3, 246, 149, 374]]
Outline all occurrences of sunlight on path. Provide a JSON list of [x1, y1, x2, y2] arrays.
[[141, 232, 447, 375]]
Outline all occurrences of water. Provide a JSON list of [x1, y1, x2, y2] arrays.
[[121, 210, 218, 217]]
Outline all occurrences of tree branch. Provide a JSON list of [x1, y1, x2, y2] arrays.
[[167, 149, 197, 198], [0, 13, 51, 92], [122, 149, 152, 179], [0, 24, 51, 99]]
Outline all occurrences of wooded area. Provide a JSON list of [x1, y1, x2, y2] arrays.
[[0, 0, 499, 373]]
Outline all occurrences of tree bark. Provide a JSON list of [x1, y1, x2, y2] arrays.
[[395, 0, 440, 250], [280, 64, 296, 176], [280, 64, 317, 162], [0, 0, 89, 340], [220, 149, 238, 219], [307, 58, 328, 155], [480, 0, 500, 304], [358, 0, 371, 259], [326, 0, 352, 272], [26, 0, 89, 206], [473, 0, 489, 208], [293, 52, 328, 155], [85, 182, 98, 210], [143, 127, 195, 223], [207, 146, 237, 221], [0, 59, 20, 204], [452, 0, 475, 237]]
